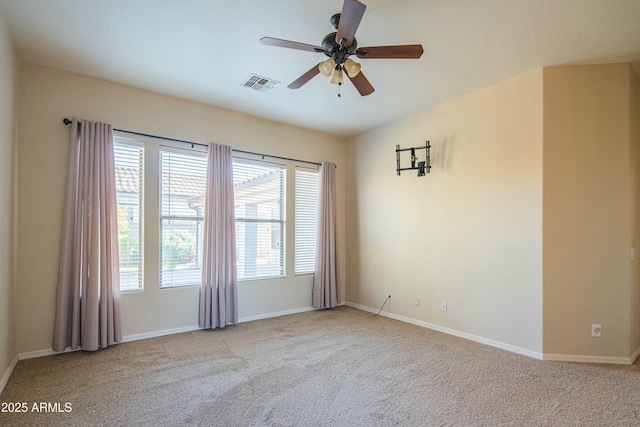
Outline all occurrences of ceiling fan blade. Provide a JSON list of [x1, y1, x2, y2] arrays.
[[347, 71, 375, 96], [335, 0, 366, 47], [356, 44, 424, 59], [288, 64, 322, 89], [260, 37, 326, 53]]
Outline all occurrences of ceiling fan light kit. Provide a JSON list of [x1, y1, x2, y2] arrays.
[[330, 67, 344, 85], [259, 0, 423, 97], [319, 58, 336, 77], [343, 58, 361, 78]]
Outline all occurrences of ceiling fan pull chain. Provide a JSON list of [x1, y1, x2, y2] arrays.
[[338, 82, 341, 97]]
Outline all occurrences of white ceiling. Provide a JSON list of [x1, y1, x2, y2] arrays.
[[1, 0, 640, 137]]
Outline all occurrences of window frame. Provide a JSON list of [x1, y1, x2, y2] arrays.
[[233, 156, 286, 282], [159, 146, 208, 289], [112, 132, 323, 292], [113, 137, 145, 293]]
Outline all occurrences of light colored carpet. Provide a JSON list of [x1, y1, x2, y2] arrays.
[[1, 306, 639, 426]]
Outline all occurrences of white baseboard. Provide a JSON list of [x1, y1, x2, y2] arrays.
[[0, 354, 18, 394], [14, 304, 640, 366], [18, 306, 320, 361], [19, 346, 77, 360], [345, 301, 544, 361], [121, 324, 201, 343], [543, 353, 633, 365], [630, 346, 640, 364], [239, 306, 316, 323], [124, 306, 319, 340], [19, 326, 206, 360], [345, 301, 640, 365]]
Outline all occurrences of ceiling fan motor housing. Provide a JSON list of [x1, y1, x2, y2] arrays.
[[330, 13, 341, 30], [322, 32, 357, 64], [323, 13, 357, 66]]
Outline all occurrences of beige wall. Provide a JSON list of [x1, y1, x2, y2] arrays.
[[17, 63, 347, 354], [629, 66, 640, 356], [347, 63, 640, 361], [346, 70, 544, 354], [11, 56, 640, 362], [0, 9, 17, 389], [543, 64, 635, 359]]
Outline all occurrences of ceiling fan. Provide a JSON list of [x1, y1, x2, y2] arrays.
[[260, 0, 423, 97]]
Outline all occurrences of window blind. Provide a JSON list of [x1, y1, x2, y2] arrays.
[[114, 139, 144, 291], [233, 159, 285, 280], [294, 167, 320, 275], [160, 148, 207, 288]]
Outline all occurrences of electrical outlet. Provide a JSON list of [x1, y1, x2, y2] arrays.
[[440, 301, 447, 312], [591, 324, 601, 337], [415, 298, 420, 306]]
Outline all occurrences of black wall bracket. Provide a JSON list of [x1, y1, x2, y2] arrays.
[[396, 141, 431, 177]]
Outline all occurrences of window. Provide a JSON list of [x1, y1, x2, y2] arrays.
[[114, 139, 144, 292], [233, 159, 285, 280], [114, 136, 317, 289], [160, 148, 207, 288], [294, 167, 320, 274]]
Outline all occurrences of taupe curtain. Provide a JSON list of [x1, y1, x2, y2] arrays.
[[53, 118, 122, 352], [313, 162, 340, 308], [199, 143, 238, 329]]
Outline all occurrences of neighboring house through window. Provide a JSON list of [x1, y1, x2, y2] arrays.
[[233, 159, 285, 281], [114, 135, 320, 290], [159, 147, 207, 288]]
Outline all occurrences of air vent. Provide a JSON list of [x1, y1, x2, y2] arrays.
[[241, 74, 279, 92]]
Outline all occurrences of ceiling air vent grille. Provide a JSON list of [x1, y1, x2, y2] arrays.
[[242, 74, 279, 92]]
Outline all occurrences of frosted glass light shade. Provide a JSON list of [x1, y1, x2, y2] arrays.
[[330, 68, 344, 85], [319, 58, 336, 77], [344, 58, 361, 78]]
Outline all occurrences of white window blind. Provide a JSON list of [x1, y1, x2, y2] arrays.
[[233, 159, 285, 281], [160, 148, 207, 288], [114, 139, 144, 292], [294, 167, 320, 275]]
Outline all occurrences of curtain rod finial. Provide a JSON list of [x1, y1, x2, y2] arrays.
[[63, 118, 72, 125]]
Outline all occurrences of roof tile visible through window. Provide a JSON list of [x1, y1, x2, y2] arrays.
[[161, 172, 205, 197], [115, 166, 206, 197], [115, 167, 140, 193], [115, 165, 279, 196]]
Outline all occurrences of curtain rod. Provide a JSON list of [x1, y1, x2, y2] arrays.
[[62, 118, 323, 167]]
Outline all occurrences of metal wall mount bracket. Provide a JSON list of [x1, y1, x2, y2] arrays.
[[396, 141, 431, 177]]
